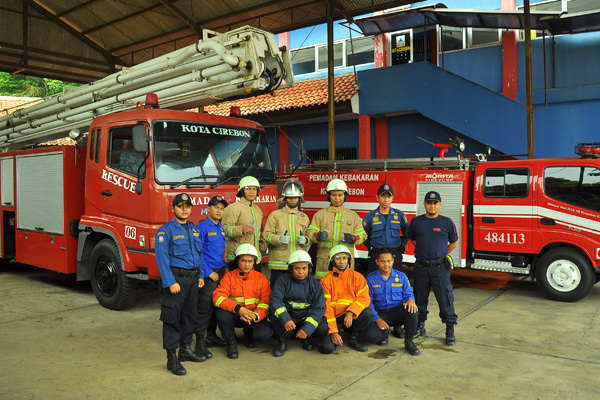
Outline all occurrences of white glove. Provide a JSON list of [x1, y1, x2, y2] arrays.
[[279, 234, 290, 245], [297, 236, 308, 246]]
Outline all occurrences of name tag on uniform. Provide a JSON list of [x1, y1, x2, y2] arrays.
[[391, 283, 404, 287], [173, 235, 185, 240], [372, 284, 381, 288], [208, 232, 217, 236]]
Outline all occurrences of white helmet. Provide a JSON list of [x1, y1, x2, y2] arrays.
[[235, 243, 259, 262], [329, 245, 352, 271], [287, 250, 312, 269], [326, 178, 348, 194]]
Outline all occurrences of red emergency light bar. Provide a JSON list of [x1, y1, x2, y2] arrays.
[[230, 106, 241, 117], [575, 142, 600, 157]]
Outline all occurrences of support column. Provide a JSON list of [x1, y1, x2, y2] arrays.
[[358, 115, 371, 160], [375, 118, 388, 159], [278, 126, 290, 171], [430, 29, 437, 66], [502, 0, 517, 100], [374, 11, 388, 68]]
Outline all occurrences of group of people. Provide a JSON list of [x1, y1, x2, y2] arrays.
[[155, 176, 459, 376]]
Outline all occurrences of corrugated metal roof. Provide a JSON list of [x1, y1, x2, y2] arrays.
[[1, 0, 416, 83]]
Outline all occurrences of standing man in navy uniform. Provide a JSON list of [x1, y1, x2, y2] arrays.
[[408, 191, 459, 346], [156, 193, 206, 376], [193, 195, 228, 359], [364, 248, 420, 356], [363, 184, 409, 274]]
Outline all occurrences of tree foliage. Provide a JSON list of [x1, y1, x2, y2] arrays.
[[0, 72, 81, 97]]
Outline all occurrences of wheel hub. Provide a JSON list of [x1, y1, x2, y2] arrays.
[[546, 259, 581, 292], [95, 255, 118, 297]]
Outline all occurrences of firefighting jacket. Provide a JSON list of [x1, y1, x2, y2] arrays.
[[222, 197, 263, 261], [270, 273, 325, 336], [262, 206, 310, 270], [366, 269, 415, 322], [320, 267, 371, 334], [308, 205, 367, 276], [213, 269, 271, 321]]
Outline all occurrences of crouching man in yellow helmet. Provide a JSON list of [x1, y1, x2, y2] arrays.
[[308, 179, 367, 279]]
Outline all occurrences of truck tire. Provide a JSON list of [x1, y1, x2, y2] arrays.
[[90, 239, 137, 310], [535, 248, 594, 302]]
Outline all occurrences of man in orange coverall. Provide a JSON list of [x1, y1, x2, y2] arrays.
[[213, 244, 272, 359], [319, 245, 387, 354]]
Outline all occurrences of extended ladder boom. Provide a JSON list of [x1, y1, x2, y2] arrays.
[[0, 26, 293, 151]]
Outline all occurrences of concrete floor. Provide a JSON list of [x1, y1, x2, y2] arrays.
[[1, 263, 599, 400]]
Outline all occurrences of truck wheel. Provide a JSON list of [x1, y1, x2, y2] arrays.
[[90, 239, 137, 310], [535, 248, 594, 302]]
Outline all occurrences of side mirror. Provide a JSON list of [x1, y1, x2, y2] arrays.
[[132, 125, 148, 152]]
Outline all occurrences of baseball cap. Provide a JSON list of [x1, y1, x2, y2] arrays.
[[424, 191, 441, 202], [208, 195, 228, 207], [172, 193, 193, 207], [377, 184, 394, 196]]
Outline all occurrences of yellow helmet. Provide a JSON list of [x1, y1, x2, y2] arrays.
[[237, 176, 260, 197], [329, 245, 352, 261]]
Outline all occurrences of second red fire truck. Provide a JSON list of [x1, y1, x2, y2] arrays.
[[288, 143, 600, 302]]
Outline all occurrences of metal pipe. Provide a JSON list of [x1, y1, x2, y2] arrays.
[[327, 0, 335, 161], [524, 0, 534, 159]]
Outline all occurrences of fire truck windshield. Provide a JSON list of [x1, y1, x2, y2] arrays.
[[152, 121, 274, 187]]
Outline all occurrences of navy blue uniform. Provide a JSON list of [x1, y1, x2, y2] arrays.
[[408, 214, 458, 325], [364, 269, 418, 342], [363, 207, 409, 273], [269, 273, 328, 338], [156, 218, 204, 350], [193, 218, 227, 339]]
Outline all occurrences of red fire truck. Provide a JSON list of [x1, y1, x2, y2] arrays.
[[0, 26, 291, 310], [288, 143, 600, 302]]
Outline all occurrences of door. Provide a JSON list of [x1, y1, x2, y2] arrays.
[[473, 166, 534, 253]]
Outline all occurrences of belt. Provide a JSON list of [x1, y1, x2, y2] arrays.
[[170, 267, 198, 277], [418, 257, 445, 266]]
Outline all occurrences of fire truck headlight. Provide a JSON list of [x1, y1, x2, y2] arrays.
[[139, 235, 146, 248], [150, 236, 155, 249]]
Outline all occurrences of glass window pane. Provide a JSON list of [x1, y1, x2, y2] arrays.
[[318, 43, 343, 70], [472, 28, 500, 47], [346, 36, 374, 66], [484, 168, 529, 197], [441, 26, 464, 51], [108, 126, 146, 177], [291, 47, 316, 75], [545, 166, 600, 212]]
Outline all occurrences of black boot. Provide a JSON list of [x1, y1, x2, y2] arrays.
[[392, 326, 405, 339], [377, 330, 390, 346], [242, 327, 255, 349], [195, 334, 213, 360], [178, 343, 205, 362], [225, 337, 239, 359], [348, 330, 369, 353], [445, 324, 456, 346], [302, 338, 314, 351], [205, 330, 227, 347], [404, 338, 421, 356], [166, 349, 186, 375], [273, 335, 288, 357], [413, 321, 426, 338]]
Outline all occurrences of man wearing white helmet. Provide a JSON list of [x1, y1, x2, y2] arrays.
[[213, 244, 272, 359], [262, 178, 311, 286], [222, 176, 265, 270], [269, 250, 328, 357], [308, 178, 367, 278], [319, 245, 386, 354]]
